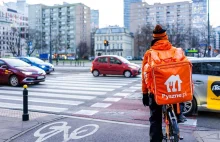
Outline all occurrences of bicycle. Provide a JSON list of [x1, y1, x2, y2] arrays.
[[163, 104, 183, 142]]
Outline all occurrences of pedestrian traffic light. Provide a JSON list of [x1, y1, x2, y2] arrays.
[[106, 40, 109, 46]]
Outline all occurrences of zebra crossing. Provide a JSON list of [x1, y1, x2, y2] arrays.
[[0, 73, 141, 115]]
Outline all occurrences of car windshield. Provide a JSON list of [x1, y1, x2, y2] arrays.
[[27, 57, 44, 63], [118, 56, 130, 64], [5, 59, 30, 67]]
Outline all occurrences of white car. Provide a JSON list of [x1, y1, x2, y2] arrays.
[[126, 56, 133, 60]]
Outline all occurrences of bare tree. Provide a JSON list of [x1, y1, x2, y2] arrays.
[[134, 24, 153, 57], [77, 41, 89, 59], [26, 29, 42, 56], [51, 34, 61, 62], [7, 27, 20, 57]]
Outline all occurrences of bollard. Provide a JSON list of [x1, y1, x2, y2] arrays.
[[71, 60, 72, 65], [63, 61, 64, 66], [80, 61, 81, 66], [56, 60, 58, 66], [83, 62, 84, 67], [77, 61, 79, 66], [75, 61, 76, 66], [22, 85, 29, 121]]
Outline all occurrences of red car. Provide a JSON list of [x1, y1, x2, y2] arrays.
[[0, 58, 46, 87], [91, 55, 141, 77]]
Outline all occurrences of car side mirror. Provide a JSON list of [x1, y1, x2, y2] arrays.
[[1, 65, 8, 69]]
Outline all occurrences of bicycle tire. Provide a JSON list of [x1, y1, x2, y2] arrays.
[[169, 119, 179, 142]]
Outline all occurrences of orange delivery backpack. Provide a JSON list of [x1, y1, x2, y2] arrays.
[[143, 47, 193, 105]]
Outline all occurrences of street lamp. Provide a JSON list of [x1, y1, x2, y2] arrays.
[[49, 15, 52, 64], [204, 0, 210, 57]]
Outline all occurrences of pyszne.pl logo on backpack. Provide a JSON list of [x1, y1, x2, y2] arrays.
[[162, 75, 187, 100]]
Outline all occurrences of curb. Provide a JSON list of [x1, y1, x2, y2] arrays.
[[5, 116, 65, 142]]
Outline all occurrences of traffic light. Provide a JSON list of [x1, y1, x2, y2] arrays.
[[104, 40, 107, 46], [104, 40, 109, 46]]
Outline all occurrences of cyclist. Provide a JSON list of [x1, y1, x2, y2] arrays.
[[142, 24, 186, 142]]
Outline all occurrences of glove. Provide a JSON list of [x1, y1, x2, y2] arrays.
[[142, 93, 149, 106]]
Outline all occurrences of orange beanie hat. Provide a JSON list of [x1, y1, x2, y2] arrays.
[[153, 25, 168, 40]]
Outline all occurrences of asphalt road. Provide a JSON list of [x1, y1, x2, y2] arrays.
[[0, 70, 220, 141]]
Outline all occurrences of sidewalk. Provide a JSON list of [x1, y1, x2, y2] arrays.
[[0, 108, 219, 142], [0, 108, 63, 142], [194, 128, 220, 142]]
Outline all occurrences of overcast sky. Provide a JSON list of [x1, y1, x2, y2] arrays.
[[1, 0, 220, 28]]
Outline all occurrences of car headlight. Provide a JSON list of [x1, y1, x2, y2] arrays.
[[22, 71, 33, 75], [129, 65, 137, 69], [41, 65, 46, 68]]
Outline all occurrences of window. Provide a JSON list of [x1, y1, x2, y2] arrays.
[[192, 63, 201, 74], [98, 57, 108, 63], [0, 60, 6, 67], [201, 62, 220, 76], [110, 57, 121, 64]]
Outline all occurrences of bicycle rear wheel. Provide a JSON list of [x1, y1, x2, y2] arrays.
[[169, 119, 179, 142]]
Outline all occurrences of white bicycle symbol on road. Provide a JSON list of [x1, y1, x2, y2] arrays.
[[34, 121, 99, 142]]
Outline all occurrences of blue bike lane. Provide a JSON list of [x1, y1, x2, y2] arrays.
[[11, 116, 197, 142]]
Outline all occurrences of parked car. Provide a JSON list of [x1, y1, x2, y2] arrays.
[[183, 57, 220, 116], [67, 56, 76, 60], [89, 56, 95, 61], [91, 55, 141, 77], [126, 56, 133, 60], [17, 57, 54, 74], [0, 58, 46, 87]]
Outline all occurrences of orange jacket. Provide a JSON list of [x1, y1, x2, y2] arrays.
[[142, 39, 172, 94]]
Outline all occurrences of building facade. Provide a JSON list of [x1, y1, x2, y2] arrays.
[[192, 0, 207, 28], [130, 1, 192, 34], [94, 26, 134, 58], [213, 26, 220, 50], [0, 5, 28, 57], [5, 0, 28, 16], [91, 10, 99, 30], [124, 0, 142, 29], [28, 3, 91, 57]]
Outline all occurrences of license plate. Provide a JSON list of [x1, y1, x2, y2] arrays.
[[37, 76, 45, 79], [49, 68, 53, 71]]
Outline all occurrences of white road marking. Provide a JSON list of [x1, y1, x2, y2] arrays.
[[0, 95, 84, 106], [1, 87, 107, 95], [74, 110, 99, 116], [122, 89, 137, 92], [34, 122, 99, 142], [129, 86, 141, 90], [0, 91, 96, 100], [45, 80, 128, 86], [114, 93, 131, 97], [0, 102, 67, 112], [40, 82, 122, 89], [91, 103, 112, 108], [180, 119, 197, 126], [31, 85, 115, 92], [103, 98, 121, 102], [62, 115, 150, 128]]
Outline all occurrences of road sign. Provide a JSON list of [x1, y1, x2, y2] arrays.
[[28, 41, 32, 46]]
